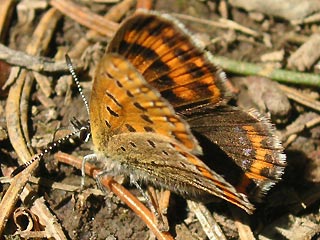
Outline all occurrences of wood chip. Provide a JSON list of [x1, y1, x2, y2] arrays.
[[287, 34, 320, 71]]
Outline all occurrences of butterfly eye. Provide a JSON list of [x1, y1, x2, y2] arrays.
[[79, 126, 91, 143]]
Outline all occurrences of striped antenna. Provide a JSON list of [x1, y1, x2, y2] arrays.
[[11, 56, 92, 177], [66, 55, 91, 142], [65, 54, 90, 116], [11, 126, 89, 177]]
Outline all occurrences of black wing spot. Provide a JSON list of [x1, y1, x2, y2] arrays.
[[120, 146, 126, 152], [106, 91, 122, 108], [144, 126, 155, 132], [141, 114, 153, 124], [105, 120, 111, 128], [147, 140, 156, 148], [179, 162, 187, 168], [125, 124, 136, 132], [127, 90, 134, 98], [106, 106, 119, 117], [116, 80, 123, 88], [104, 71, 114, 79], [129, 142, 137, 148], [178, 151, 189, 159], [119, 41, 159, 61], [162, 150, 169, 156], [134, 102, 147, 111]]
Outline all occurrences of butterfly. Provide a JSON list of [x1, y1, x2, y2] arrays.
[[89, 10, 286, 214]]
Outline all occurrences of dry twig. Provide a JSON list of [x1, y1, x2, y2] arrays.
[[287, 34, 320, 71], [136, 0, 153, 10], [278, 84, 320, 113], [50, 0, 119, 38], [0, 43, 84, 73], [173, 13, 260, 37], [187, 200, 227, 240]]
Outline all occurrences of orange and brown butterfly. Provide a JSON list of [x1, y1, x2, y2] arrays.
[[90, 9, 286, 214]]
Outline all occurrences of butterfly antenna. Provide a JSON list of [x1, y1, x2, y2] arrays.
[[11, 56, 92, 177], [11, 125, 90, 177], [65, 54, 90, 116]]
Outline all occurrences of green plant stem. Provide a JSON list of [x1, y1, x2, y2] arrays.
[[211, 55, 320, 87]]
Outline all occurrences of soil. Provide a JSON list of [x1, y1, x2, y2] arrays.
[[1, 0, 320, 239]]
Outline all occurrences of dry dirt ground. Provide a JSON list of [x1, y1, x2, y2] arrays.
[[0, 0, 320, 239]]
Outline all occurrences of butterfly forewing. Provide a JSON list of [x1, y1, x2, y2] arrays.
[[90, 53, 201, 154], [107, 10, 231, 110]]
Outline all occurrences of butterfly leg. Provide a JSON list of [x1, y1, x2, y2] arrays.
[[95, 169, 115, 194], [130, 179, 158, 217], [147, 187, 170, 232], [82, 153, 97, 189], [130, 178, 170, 231]]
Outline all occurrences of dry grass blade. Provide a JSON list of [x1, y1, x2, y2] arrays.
[[230, 207, 255, 240], [0, 0, 16, 42], [22, 194, 67, 239], [173, 13, 260, 37], [6, 70, 34, 162], [0, 161, 38, 236], [278, 84, 320, 112], [187, 200, 227, 240], [287, 34, 320, 71], [282, 115, 320, 148], [50, 0, 119, 38], [54, 152, 175, 240], [69, 0, 135, 58]]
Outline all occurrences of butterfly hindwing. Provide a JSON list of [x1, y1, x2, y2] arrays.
[[106, 132, 254, 213], [187, 106, 286, 201]]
